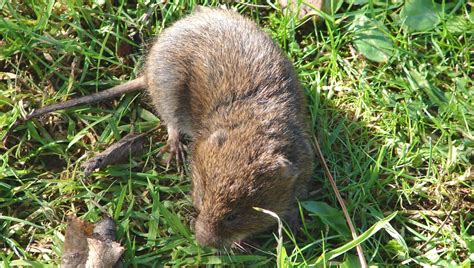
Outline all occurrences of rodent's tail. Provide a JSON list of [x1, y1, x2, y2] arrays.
[[5, 76, 146, 146], [7, 76, 146, 138], [24, 76, 146, 122]]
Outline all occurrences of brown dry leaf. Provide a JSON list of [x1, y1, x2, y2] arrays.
[[92, 217, 117, 242], [61, 216, 94, 267], [82, 133, 147, 177], [279, 0, 328, 19], [61, 216, 124, 268], [86, 239, 124, 268]]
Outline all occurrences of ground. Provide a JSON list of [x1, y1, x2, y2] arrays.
[[0, 0, 472, 267]]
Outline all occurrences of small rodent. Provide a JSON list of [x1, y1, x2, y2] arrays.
[[32, 6, 314, 248], [148, 7, 313, 248]]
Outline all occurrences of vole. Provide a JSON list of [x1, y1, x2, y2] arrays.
[[26, 6, 314, 248], [147, 7, 314, 248]]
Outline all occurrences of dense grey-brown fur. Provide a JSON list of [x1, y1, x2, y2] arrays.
[[145, 7, 313, 248]]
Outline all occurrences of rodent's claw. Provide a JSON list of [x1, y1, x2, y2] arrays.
[[157, 136, 187, 172], [179, 143, 187, 168], [171, 140, 187, 172]]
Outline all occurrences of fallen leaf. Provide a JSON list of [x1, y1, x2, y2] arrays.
[[61, 216, 94, 268], [279, 0, 340, 19], [400, 0, 441, 32], [82, 133, 147, 177], [60, 216, 124, 268], [351, 14, 395, 62]]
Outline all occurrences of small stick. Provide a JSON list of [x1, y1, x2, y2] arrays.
[[82, 128, 158, 177], [418, 204, 456, 251], [312, 135, 368, 268], [383, 209, 459, 217]]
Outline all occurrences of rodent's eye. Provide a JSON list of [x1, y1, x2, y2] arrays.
[[224, 212, 238, 223]]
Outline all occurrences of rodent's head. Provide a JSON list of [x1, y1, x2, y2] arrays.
[[191, 129, 299, 248]]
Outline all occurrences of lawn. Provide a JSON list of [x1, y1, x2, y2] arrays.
[[0, 0, 473, 266]]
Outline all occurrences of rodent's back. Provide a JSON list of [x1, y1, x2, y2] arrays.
[[146, 8, 307, 135]]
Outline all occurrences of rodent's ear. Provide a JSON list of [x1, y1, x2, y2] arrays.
[[272, 156, 299, 183], [208, 129, 227, 147]]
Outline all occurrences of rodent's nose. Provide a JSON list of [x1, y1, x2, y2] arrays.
[[196, 232, 222, 248], [195, 221, 222, 248]]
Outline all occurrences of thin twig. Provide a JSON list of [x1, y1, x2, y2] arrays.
[[418, 204, 456, 251], [312, 135, 368, 268], [383, 209, 459, 217]]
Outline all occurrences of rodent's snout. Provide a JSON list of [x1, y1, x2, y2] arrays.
[[194, 219, 225, 248]]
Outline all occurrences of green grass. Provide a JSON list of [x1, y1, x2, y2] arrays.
[[1, 0, 473, 266]]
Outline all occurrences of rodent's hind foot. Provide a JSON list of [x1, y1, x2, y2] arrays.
[[285, 207, 303, 235], [157, 126, 187, 172]]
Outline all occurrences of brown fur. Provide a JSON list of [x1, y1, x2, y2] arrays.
[[144, 7, 313, 248]]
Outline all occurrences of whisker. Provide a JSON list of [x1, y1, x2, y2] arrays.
[[242, 241, 271, 255], [232, 241, 247, 253]]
